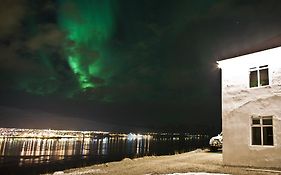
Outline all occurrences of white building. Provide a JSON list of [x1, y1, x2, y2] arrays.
[[217, 46, 281, 168]]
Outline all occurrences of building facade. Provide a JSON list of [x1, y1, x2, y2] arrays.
[[218, 46, 281, 168]]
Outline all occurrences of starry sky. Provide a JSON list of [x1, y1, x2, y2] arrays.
[[1, 0, 281, 133]]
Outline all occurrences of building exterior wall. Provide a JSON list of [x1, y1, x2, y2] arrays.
[[218, 46, 281, 168]]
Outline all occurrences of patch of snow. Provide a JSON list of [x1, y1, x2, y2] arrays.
[[53, 171, 64, 175], [57, 169, 107, 175], [163, 173, 230, 175]]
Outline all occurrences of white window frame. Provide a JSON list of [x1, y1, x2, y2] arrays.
[[251, 116, 274, 146], [249, 65, 269, 88]]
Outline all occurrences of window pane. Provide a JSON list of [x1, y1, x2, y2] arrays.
[[260, 69, 269, 86], [252, 119, 260, 125], [250, 70, 258, 87], [263, 118, 272, 125], [263, 127, 273, 145], [252, 127, 261, 145]]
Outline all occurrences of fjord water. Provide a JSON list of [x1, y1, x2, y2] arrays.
[[0, 135, 209, 175]]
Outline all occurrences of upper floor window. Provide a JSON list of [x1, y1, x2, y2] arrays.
[[249, 65, 269, 88]]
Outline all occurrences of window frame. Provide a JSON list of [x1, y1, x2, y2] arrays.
[[251, 116, 274, 146], [249, 65, 269, 88]]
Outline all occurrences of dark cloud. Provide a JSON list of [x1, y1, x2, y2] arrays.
[[0, 0, 34, 73], [0, 1, 66, 74], [0, 0, 81, 96], [0, 0, 27, 38], [0, 44, 38, 73], [60, 1, 84, 24], [26, 24, 66, 51]]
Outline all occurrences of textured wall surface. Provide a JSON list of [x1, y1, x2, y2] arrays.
[[218, 46, 281, 168]]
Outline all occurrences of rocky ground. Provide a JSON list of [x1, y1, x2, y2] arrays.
[[45, 149, 281, 175]]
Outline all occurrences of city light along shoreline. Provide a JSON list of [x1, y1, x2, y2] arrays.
[[0, 127, 209, 141], [0, 127, 153, 139]]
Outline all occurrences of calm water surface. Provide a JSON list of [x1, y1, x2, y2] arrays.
[[0, 135, 209, 175]]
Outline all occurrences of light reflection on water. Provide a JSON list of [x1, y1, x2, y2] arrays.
[[0, 135, 208, 174], [0, 136, 151, 167]]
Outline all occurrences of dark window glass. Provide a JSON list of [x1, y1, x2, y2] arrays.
[[252, 127, 261, 145], [250, 70, 258, 87], [263, 127, 273, 145], [252, 119, 260, 125], [263, 118, 272, 125], [260, 69, 269, 86]]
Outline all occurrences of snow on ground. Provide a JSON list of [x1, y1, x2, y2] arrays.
[[53, 169, 107, 175], [46, 150, 277, 175], [162, 173, 230, 175]]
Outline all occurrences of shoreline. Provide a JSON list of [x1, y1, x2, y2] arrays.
[[45, 149, 280, 175]]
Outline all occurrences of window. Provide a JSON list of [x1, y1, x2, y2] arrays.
[[251, 116, 273, 146], [249, 65, 269, 88]]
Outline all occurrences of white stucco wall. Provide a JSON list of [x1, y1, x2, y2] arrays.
[[218, 46, 281, 168]]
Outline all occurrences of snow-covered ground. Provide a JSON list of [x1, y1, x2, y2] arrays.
[[163, 173, 230, 175], [46, 150, 276, 175]]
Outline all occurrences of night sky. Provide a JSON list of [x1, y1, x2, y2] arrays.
[[1, 0, 281, 133]]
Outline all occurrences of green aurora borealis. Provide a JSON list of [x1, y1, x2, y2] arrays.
[[5, 0, 268, 104], [59, 0, 115, 90]]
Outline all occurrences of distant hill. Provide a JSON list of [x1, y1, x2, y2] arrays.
[[0, 105, 142, 132]]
